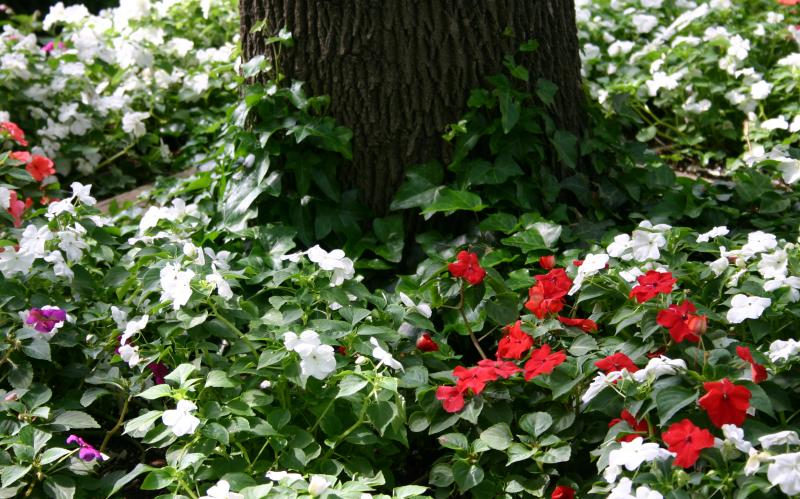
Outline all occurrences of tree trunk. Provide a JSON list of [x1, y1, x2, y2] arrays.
[[239, 0, 584, 214]]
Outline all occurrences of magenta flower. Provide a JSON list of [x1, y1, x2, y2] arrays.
[[26, 307, 66, 333], [66, 435, 103, 462], [148, 362, 169, 384]]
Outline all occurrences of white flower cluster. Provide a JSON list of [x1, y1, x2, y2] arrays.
[[162, 399, 200, 437], [581, 356, 686, 406], [606, 221, 671, 263], [282, 245, 356, 286]]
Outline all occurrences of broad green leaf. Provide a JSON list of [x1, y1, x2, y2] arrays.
[[137, 385, 172, 400], [1, 465, 31, 488], [123, 410, 163, 435], [164, 363, 196, 387], [428, 463, 453, 487], [140, 468, 176, 490], [43, 475, 76, 499], [337, 375, 369, 398], [506, 443, 536, 465], [452, 462, 484, 492], [421, 188, 485, 215], [655, 386, 698, 424], [480, 423, 513, 450], [438, 433, 469, 451], [519, 412, 552, 437], [52, 411, 100, 429], [538, 444, 571, 463], [205, 370, 238, 388]]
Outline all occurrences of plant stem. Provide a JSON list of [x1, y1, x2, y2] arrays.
[[459, 283, 487, 360], [100, 396, 130, 455]]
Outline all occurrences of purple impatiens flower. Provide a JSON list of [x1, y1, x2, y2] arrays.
[[66, 435, 103, 462], [26, 306, 66, 333]]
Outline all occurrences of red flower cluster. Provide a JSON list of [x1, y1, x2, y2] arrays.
[[448, 250, 486, 285], [436, 360, 521, 413], [557, 316, 598, 332], [525, 268, 572, 318], [629, 271, 676, 303], [736, 346, 767, 384], [609, 409, 649, 442], [656, 300, 707, 343], [524, 344, 566, 381], [416, 332, 439, 352], [496, 320, 533, 359], [595, 352, 638, 373], [9, 151, 55, 182], [0, 121, 27, 147], [662, 418, 714, 468], [698, 378, 751, 427]]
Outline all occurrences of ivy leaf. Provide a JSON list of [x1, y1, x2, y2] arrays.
[[551, 130, 578, 169], [498, 90, 520, 133], [421, 188, 485, 215]]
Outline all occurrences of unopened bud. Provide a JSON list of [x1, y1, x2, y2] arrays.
[[259, 380, 272, 389], [4, 392, 17, 401], [688, 315, 707, 336], [355, 355, 368, 365]]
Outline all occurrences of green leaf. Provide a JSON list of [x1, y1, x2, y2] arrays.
[[52, 411, 100, 429], [421, 188, 485, 215], [480, 423, 513, 450], [551, 130, 578, 169], [123, 410, 163, 435], [137, 385, 172, 400], [655, 386, 698, 424], [367, 401, 397, 436], [393, 485, 429, 498], [499, 91, 520, 133], [43, 475, 75, 499], [519, 412, 552, 437], [140, 468, 175, 490], [164, 363, 196, 387], [536, 79, 558, 105], [502, 229, 548, 253], [205, 370, 238, 388], [1, 465, 31, 488], [337, 375, 369, 398], [80, 388, 110, 407], [538, 444, 571, 464], [428, 463, 454, 487], [438, 432, 469, 451], [568, 335, 598, 357], [22, 339, 50, 361], [40, 448, 72, 465], [104, 464, 151, 498], [203, 422, 229, 446], [452, 461, 484, 492], [506, 443, 536, 465]]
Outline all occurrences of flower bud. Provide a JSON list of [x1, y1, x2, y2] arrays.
[[416, 332, 439, 352], [539, 255, 556, 269], [687, 315, 707, 336], [259, 380, 272, 390], [4, 392, 17, 401], [183, 243, 197, 258], [308, 476, 330, 497], [355, 355, 368, 365]]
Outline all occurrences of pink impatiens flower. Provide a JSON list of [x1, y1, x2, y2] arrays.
[[66, 435, 103, 461], [26, 306, 66, 333]]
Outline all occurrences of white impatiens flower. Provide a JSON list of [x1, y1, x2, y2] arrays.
[[121, 111, 149, 138], [308, 475, 330, 497], [160, 263, 195, 310], [758, 250, 788, 280], [569, 252, 609, 295], [608, 437, 675, 474], [764, 276, 800, 302], [608, 477, 663, 499], [646, 71, 681, 97], [607, 234, 633, 260], [630, 221, 670, 261], [45, 251, 74, 281], [721, 425, 752, 453], [120, 315, 149, 345], [769, 339, 800, 363], [767, 452, 800, 496], [761, 116, 790, 131], [697, 226, 729, 243], [726, 294, 771, 324], [0, 247, 36, 277], [206, 267, 233, 300], [295, 343, 337, 381], [265, 471, 303, 482], [162, 400, 200, 437], [118, 343, 140, 368], [399, 292, 432, 318], [284, 330, 321, 352], [0, 187, 10, 210], [750, 81, 773, 101], [632, 356, 687, 383], [633, 14, 659, 34], [306, 245, 355, 286], [70, 182, 96, 206], [581, 370, 626, 406], [19, 224, 54, 258], [746, 448, 771, 475], [759, 431, 800, 449], [709, 256, 729, 277], [199, 479, 244, 499], [369, 337, 404, 371]]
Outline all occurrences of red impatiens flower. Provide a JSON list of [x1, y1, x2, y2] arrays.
[[698, 378, 751, 428], [525, 268, 573, 319], [524, 282, 565, 319], [778, 0, 800, 5], [0, 121, 27, 146], [416, 332, 439, 352], [557, 316, 598, 333], [662, 418, 715, 468], [656, 300, 706, 343], [629, 271, 677, 303], [609, 409, 649, 442], [7, 191, 25, 227], [477, 359, 521, 379], [448, 250, 486, 285], [551, 485, 575, 499], [453, 365, 498, 395], [539, 255, 556, 269], [736, 346, 767, 384], [594, 352, 638, 373], [496, 320, 534, 359], [524, 344, 566, 381], [436, 385, 466, 413], [9, 151, 56, 182]]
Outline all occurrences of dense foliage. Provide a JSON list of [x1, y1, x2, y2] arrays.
[[0, 0, 799, 498]]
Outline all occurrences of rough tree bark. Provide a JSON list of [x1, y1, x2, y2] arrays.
[[239, 0, 584, 214]]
